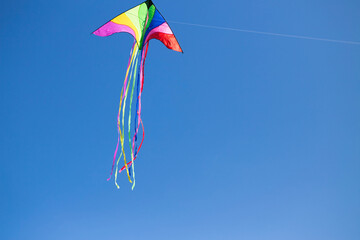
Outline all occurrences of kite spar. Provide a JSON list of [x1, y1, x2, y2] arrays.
[[93, 0, 182, 189]]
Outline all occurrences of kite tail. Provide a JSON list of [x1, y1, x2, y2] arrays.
[[119, 42, 149, 175], [120, 45, 140, 184], [107, 42, 136, 182], [114, 151, 123, 189], [113, 41, 149, 188], [133, 42, 149, 158], [127, 48, 141, 189], [128, 13, 150, 190]]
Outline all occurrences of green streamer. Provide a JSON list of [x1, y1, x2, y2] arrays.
[[128, 51, 140, 189]]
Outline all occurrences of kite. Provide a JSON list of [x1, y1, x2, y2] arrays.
[[93, 0, 182, 189]]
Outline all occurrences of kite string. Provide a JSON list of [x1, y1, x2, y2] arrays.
[[167, 20, 360, 45]]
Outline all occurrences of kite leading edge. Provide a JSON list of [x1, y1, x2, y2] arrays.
[[93, 0, 182, 189]]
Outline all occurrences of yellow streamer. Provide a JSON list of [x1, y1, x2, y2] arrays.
[[118, 46, 138, 183]]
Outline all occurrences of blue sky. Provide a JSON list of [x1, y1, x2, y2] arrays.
[[1, 0, 359, 239]]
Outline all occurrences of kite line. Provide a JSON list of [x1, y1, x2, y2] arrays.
[[168, 20, 360, 45]]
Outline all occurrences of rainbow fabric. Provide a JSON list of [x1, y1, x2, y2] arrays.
[[93, 0, 182, 52], [93, 0, 182, 189]]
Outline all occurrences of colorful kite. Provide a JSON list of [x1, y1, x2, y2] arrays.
[[93, 0, 182, 189]]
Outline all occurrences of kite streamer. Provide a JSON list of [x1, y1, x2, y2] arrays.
[[93, 0, 182, 189]]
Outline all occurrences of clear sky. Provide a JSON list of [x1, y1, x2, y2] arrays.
[[1, 0, 359, 239]]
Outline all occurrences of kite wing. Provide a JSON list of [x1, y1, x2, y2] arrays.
[[93, 0, 182, 52]]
